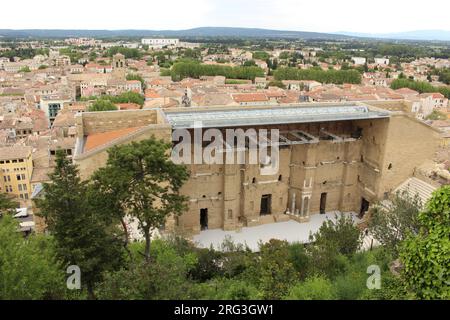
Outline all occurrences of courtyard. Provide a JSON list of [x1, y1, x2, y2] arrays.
[[192, 211, 363, 251]]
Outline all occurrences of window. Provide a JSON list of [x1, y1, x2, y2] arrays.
[[278, 175, 282, 181], [21, 174, 25, 180], [18, 184, 22, 191], [17, 174, 21, 181], [24, 194, 28, 200], [23, 184, 27, 191]]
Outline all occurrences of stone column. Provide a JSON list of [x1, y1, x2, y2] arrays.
[[291, 192, 296, 214]]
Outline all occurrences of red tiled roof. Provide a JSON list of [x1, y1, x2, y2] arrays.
[[84, 126, 143, 152], [232, 93, 268, 103]]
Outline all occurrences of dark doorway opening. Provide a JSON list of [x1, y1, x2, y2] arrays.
[[360, 198, 370, 218], [200, 208, 208, 230], [260, 194, 272, 215], [320, 193, 327, 214]]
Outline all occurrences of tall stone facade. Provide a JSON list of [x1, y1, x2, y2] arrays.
[[72, 102, 441, 236]]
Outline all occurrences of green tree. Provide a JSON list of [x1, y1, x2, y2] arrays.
[[390, 78, 450, 99], [368, 190, 422, 254], [400, 186, 450, 299], [88, 99, 117, 112], [274, 67, 361, 84], [267, 80, 286, 89], [170, 61, 264, 81], [425, 110, 447, 120], [285, 276, 337, 300], [0, 215, 65, 299], [126, 73, 146, 90], [93, 138, 189, 262], [35, 151, 125, 298], [243, 60, 257, 67], [309, 214, 362, 257], [89, 51, 97, 61], [251, 240, 298, 299], [252, 51, 270, 60], [0, 193, 18, 215], [19, 66, 31, 73], [97, 239, 197, 299]]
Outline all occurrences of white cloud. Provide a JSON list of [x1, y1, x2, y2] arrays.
[[1, 0, 449, 33]]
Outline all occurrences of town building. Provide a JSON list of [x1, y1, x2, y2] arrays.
[[0, 146, 33, 202], [351, 57, 366, 65], [141, 38, 180, 49]]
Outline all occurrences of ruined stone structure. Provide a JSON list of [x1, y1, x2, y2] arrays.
[[72, 102, 441, 235]]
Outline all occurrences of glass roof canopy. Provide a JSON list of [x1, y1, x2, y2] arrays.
[[163, 105, 390, 129]]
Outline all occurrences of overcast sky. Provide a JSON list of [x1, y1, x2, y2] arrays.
[[1, 0, 449, 33]]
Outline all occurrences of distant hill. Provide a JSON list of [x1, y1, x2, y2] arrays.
[[0, 27, 351, 40], [337, 30, 450, 41], [2, 27, 449, 42]]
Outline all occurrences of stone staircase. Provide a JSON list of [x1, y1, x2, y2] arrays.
[[394, 177, 437, 206]]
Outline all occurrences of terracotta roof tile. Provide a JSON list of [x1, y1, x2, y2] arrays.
[[84, 127, 143, 152]]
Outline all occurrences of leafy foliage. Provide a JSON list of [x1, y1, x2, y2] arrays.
[[92, 137, 190, 262], [106, 46, 141, 59], [35, 151, 126, 298], [88, 99, 117, 112], [248, 240, 298, 300], [390, 79, 450, 99], [309, 214, 362, 257], [126, 73, 145, 90], [368, 190, 422, 254], [0, 193, 18, 215], [0, 215, 65, 299], [286, 276, 337, 300], [274, 67, 362, 84], [399, 186, 450, 299], [170, 61, 265, 81]]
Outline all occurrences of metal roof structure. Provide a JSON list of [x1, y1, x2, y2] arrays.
[[163, 105, 390, 129]]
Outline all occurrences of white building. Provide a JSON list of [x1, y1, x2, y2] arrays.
[[351, 57, 366, 65], [418, 93, 449, 117], [141, 38, 180, 49], [374, 57, 390, 65]]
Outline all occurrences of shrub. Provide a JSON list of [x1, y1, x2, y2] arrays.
[[286, 276, 337, 300]]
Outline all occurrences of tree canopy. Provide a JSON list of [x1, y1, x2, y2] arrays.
[[274, 67, 362, 84], [170, 61, 265, 81], [35, 150, 126, 298]]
